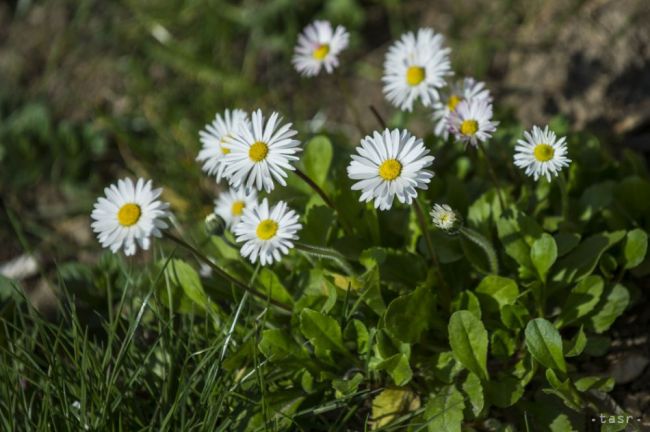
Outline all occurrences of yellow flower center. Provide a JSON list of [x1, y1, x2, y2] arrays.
[[440, 213, 450, 224], [460, 119, 479, 136], [447, 95, 461, 111], [231, 200, 245, 216], [249, 141, 269, 162], [117, 203, 141, 227], [378, 159, 402, 181], [533, 144, 555, 162], [406, 66, 425, 86], [313, 44, 330, 60], [256, 219, 278, 240]]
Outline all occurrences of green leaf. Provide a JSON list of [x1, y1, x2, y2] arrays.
[[433, 351, 463, 384], [496, 211, 543, 270], [556, 275, 605, 327], [524, 318, 567, 373], [299, 308, 346, 360], [344, 319, 370, 355], [491, 329, 517, 358], [544, 369, 582, 411], [332, 373, 364, 399], [259, 329, 307, 362], [622, 229, 648, 269], [372, 353, 412, 386], [359, 267, 385, 316], [371, 388, 420, 429], [302, 135, 333, 187], [461, 372, 484, 419], [257, 268, 294, 305], [424, 385, 465, 432], [574, 376, 614, 393], [486, 376, 525, 408], [166, 259, 209, 310], [563, 326, 587, 357], [451, 290, 481, 319], [500, 304, 530, 330], [448, 311, 489, 381], [475, 275, 518, 313], [459, 226, 499, 274], [530, 233, 557, 282], [554, 232, 581, 257], [552, 231, 626, 285], [588, 284, 630, 333], [384, 284, 434, 343]]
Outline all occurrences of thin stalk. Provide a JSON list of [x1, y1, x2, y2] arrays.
[[558, 171, 570, 221], [163, 232, 292, 313], [369, 105, 387, 129], [295, 242, 356, 276], [478, 142, 507, 212], [413, 200, 451, 310]]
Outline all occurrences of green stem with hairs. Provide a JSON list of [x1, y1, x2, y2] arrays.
[[459, 226, 499, 275], [558, 171, 570, 221], [295, 242, 356, 277], [478, 142, 507, 212]]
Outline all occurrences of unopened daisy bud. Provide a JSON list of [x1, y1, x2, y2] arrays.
[[91, 178, 170, 256], [233, 198, 302, 266], [205, 213, 226, 237], [448, 98, 498, 147], [514, 125, 571, 182], [433, 77, 492, 140], [347, 129, 435, 211], [382, 28, 452, 112], [430, 204, 458, 231], [292, 20, 349, 77]]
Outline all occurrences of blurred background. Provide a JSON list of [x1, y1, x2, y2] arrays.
[[1, 0, 650, 422]]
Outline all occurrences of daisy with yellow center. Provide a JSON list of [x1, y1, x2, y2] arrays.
[[383, 28, 452, 111], [433, 77, 492, 140], [223, 109, 301, 193], [347, 129, 435, 211], [214, 187, 258, 228], [197, 109, 249, 181], [448, 98, 498, 147], [292, 20, 349, 77], [514, 125, 571, 181], [233, 198, 302, 266], [91, 178, 170, 256], [430, 203, 458, 232]]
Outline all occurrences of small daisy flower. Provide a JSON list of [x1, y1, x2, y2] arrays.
[[514, 125, 571, 181], [224, 109, 301, 193], [91, 178, 170, 256], [430, 204, 458, 231], [347, 129, 435, 211], [233, 198, 302, 266], [448, 98, 498, 147], [382, 28, 452, 112], [433, 77, 492, 140], [214, 187, 258, 228], [292, 20, 349, 77], [197, 109, 249, 181]]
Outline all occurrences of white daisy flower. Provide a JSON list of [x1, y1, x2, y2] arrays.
[[292, 20, 349, 77], [214, 187, 258, 228], [430, 204, 458, 231], [347, 129, 435, 211], [223, 109, 301, 193], [382, 28, 452, 112], [196, 109, 249, 181], [448, 98, 498, 147], [514, 125, 571, 181], [233, 198, 302, 266], [91, 178, 170, 256], [433, 77, 492, 140]]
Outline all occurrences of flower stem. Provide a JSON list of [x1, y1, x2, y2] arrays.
[[558, 172, 570, 221], [163, 231, 292, 313], [295, 242, 356, 276], [413, 199, 451, 310], [369, 105, 387, 129], [478, 142, 507, 212]]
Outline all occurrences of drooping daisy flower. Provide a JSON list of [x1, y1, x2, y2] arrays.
[[233, 198, 302, 266], [382, 28, 452, 112], [292, 20, 349, 77], [514, 125, 571, 181], [347, 129, 435, 211], [196, 109, 249, 182], [430, 203, 458, 231], [214, 187, 258, 228], [448, 98, 498, 147], [433, 77, 492, 140], [91, 178, 170, 256], [223, 109, 301, 193]]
